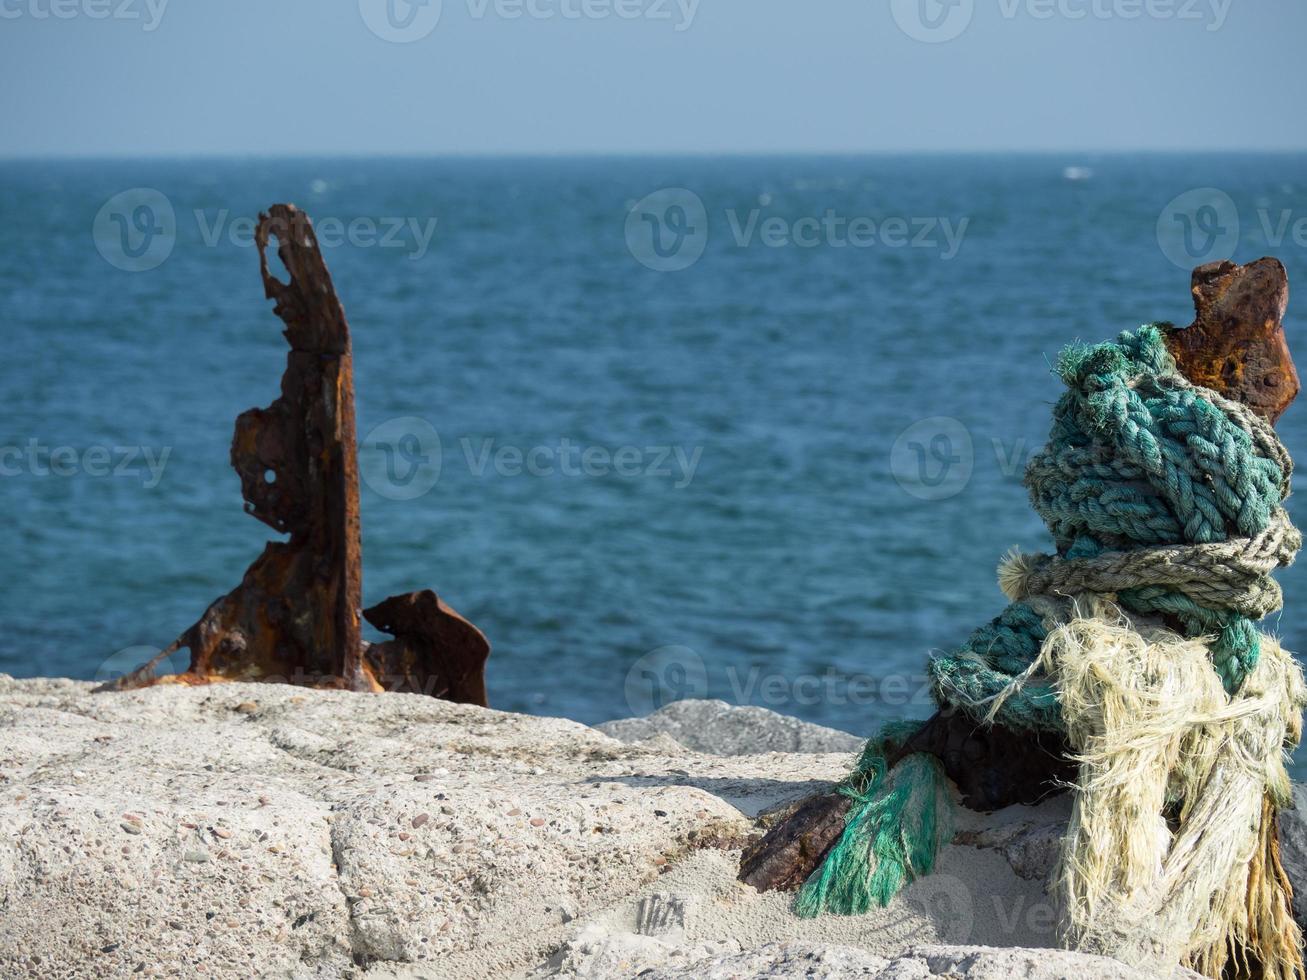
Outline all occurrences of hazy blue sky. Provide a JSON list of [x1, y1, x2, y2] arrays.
[[1, 0, 1304, 156]]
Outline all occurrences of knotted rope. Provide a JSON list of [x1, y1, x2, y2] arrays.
[[799, 325, 1306, 979], [930, 326, 1296, 725]]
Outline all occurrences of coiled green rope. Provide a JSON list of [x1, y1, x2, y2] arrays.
[[798, 324, 1300, 917]]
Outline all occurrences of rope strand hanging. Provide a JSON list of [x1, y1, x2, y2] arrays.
[[798, 325, 1306, 980]]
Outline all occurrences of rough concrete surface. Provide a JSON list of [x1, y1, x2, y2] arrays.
[[0, 680, 1213, 978], [596, 699, 865, 756]]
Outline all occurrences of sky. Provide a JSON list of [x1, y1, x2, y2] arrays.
[[0, 0, 1304, 156]]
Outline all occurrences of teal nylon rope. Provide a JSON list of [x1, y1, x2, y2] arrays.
[[798, 325, 1298, 916], [932, 324, 1291, 727]]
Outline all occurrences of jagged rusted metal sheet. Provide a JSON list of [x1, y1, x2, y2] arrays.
[[363, 591, 490, 703], [103, 205, 488, 705], [739, 257, 1298, 894], [1162, 257, 1299, 423]]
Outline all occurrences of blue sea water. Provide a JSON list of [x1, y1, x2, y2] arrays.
[[2, 154, 1307, 756]]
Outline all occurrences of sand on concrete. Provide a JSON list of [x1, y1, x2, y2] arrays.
[[0, 678, 1187, 979]]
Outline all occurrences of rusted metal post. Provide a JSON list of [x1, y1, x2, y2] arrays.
[[103, 205, 489, 705]]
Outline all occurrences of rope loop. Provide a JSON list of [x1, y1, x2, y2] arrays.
[[930, 325, 1299, 724]]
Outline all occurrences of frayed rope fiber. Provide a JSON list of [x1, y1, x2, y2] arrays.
[[800, 326, 1307, 979], [795, 723, 952, 919]]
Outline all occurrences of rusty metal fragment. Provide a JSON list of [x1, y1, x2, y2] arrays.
[[738, 790, 854, 894], [1162, 257, 1298, 423], [739, 258, 1299, 894], [102, 205, 488, 705], [737, 714, 1076, 893], [363, 591, 490, 703]]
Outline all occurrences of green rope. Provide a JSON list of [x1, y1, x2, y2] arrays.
[[933, 325, 1294, 722], [796, 723, 952, 918], [799, 324, 1300, 916]]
